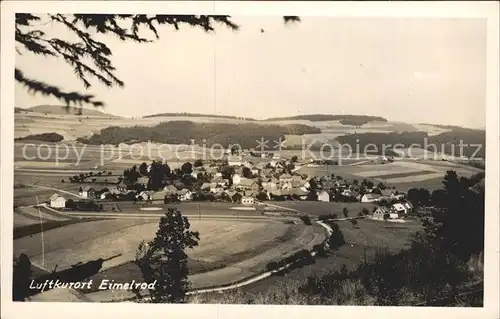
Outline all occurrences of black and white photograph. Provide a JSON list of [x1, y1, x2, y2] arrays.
[[1, 1, 499, 318]]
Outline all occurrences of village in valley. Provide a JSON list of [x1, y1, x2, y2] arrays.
[[46, 150, 414, 221]]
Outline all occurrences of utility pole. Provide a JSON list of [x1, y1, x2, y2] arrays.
[[198, 203, 201, 220]]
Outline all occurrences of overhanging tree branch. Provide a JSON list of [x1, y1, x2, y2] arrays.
[[15, 13, 299, 109], [15, 68, 104, 107]]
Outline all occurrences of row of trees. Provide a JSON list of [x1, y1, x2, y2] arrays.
[[406, 171, 484, 208]]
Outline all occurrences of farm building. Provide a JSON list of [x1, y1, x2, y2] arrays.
[[392, 203, 409, 218], [238, 178, 259, 191], [361, 193, 381, 203], [79, 186, 95, 199], [373, 206, 391, 220], [373, 206, 400, 220], [241, 197, 255, 205], [316, 190, 330, 202], [49, 193, 66, 209], [392, 201, 414, 216]]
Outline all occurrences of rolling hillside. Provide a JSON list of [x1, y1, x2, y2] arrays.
[[15, 106, 467, 148], [23, 105, 121, 117]]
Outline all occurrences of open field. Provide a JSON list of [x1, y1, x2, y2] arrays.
[[14, 176, 83, 206], [239, 218, 423, 296], [14, 216, 325, 290], [266, 201, 376, 217], [296, 159, 481, 191]]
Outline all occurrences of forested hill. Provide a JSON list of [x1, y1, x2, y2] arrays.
[[263, 114, 388, 124], [76, 121, 321, 148]]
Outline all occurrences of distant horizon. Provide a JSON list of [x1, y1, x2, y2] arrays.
[[17, 104, 486, 130], [15, 17, 487, 130]]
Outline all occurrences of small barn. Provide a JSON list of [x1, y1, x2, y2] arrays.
[[49, 193, 67, 209]]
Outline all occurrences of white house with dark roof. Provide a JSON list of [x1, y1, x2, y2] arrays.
[[49, 193, 66, 209], [391, 201, 413, 217], [361, 193, 381, 203], [373, 206, 391, 220]]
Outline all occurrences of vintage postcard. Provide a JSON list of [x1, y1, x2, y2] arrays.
[[1, 1, 499, 318]]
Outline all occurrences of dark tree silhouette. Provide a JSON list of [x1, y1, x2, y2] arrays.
[[407, 188, 431, 207], [13, 253, 33, 301], [139, 162, 148, 176], [193, 159, 203, 167], [327, 223, 346, 250], [147, 161, 170, 190], [16, 14, 299, 109], [343, 207, 348, 218], [135, 208, 200, 303], [242, 166, 252, 178], [430, 189, 447, 208], [181, 162, 193, 175]]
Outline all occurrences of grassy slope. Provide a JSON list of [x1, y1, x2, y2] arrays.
[[27, 105, 119, 117]]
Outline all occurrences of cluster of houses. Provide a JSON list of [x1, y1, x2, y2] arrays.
[[373, 201, 414, 220]]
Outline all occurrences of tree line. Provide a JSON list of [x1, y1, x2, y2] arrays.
[[76, 121, 321, 148], [15, 132, 64, 142], [263, 114, 387, 123]]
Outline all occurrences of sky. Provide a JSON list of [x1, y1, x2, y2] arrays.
[[15, 16, 487, 128]]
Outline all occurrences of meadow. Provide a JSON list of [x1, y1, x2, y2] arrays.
[[196, 218, 423, 300], [13, 216, 326, 291]]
